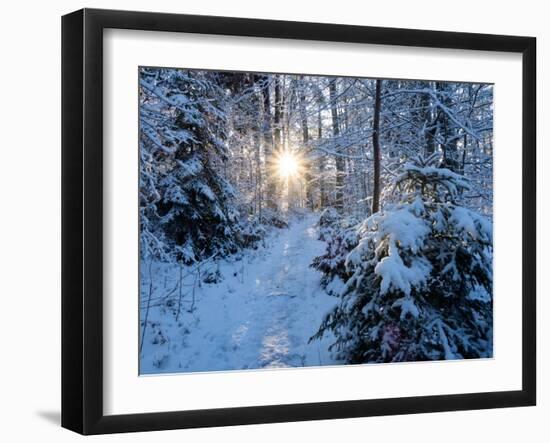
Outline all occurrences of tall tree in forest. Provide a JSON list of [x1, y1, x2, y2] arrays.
[[260, 76, 278, 210], [437, 82, 461, 172], [299, 77, 314, 210], [274, 76, 283, 153], [372, 79, 382, 214], [329, 79, 345, 211], [252, 75, 264, 218], [316, 83, 327, 209], [139, 68, 239, 263], [421, 81, 438, 156]]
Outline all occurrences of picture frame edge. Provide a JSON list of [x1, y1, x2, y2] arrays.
[[61, 8, 537, 435]]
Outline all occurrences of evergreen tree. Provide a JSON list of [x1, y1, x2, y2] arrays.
[[311, 154, 493, 362], [139, 68, 240, 263]]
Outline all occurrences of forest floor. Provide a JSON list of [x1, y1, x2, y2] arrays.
[[140, 212, 342, 375]]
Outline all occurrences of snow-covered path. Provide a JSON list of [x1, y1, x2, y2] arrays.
[[140, 213, 341, 374]]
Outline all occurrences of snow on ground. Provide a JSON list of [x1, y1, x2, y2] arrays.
[[139, 213, 342, 374]]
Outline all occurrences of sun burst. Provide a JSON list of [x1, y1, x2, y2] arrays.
[[276, 151, 300, 179]]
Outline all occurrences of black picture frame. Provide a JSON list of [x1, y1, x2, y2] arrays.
[[61, 8, 536, 435]]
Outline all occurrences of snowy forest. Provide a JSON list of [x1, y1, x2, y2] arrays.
[[139, 66, 494, 374]]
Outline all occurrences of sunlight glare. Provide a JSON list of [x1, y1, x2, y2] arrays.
[[277, 151, 299, 178]]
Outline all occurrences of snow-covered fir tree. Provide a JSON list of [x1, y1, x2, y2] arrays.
[[139, 68, 241, 263], [311, 154, 493, 363]]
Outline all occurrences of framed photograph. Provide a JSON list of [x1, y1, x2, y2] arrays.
[[62, 8, 536, 434]]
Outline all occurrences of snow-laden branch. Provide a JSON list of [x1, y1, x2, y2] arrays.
[[381, 88, 484, 141]]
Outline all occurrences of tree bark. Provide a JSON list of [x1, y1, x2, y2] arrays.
[[329, 79, 344, 211], [421, 84, 437, 156], [317, 89, 326, 209], [299, 83, 313, 210], [261, 77, 277, 210], [372, 79, 382, 214], [274, 76, 283, 153], [436, 82, 461, 172]]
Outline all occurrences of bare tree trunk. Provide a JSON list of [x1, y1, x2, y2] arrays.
[[272, 76, 284, 210], [261, 78, 277, 210], [423, 81, 438, 155], [317, 91, 326, 209], [360, 144, 370, 214], [274, 76, 283, 154], [437, 82, 458, 169], [329, 79, 344, 211], [253, 129, 262, 218], [299, 82, 313, 210], [372, 79, 382, 214], [300, 92, 309, 143]]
